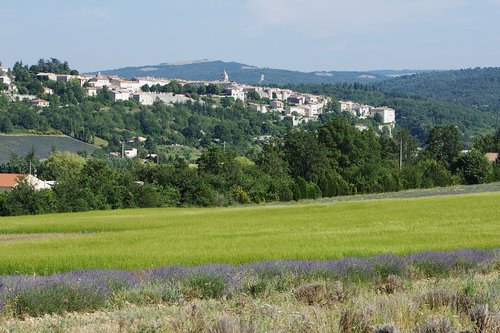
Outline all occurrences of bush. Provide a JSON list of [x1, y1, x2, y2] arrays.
[[182, 274, 227, 299], [5, 283, 108, 317]]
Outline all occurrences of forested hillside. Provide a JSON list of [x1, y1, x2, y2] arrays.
[[99, 60, 421, 85], [375, 67, 500, 107]]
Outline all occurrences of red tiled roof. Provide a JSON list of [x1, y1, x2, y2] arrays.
[[0, 174, 25, 188]]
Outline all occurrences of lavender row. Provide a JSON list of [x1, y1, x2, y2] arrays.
[[1, 249, 497, 293]]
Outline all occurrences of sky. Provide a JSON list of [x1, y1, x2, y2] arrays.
[[2, 0, 500, 72]]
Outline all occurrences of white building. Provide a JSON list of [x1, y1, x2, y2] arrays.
[[88, 72, 110, 88], [111, 90, 130, 102], [36, 73, 58, 81], [303, 103, 325, 117], [286, 105, 307, 116], [340, 100, 359, 113], [110, 78, 141, 92], [0, 76, 11, 85], [226, 87, 245, 102], [248, 103, 268, 113], [133, 93, 154, 105], [30, 98, 50, 107], [86, 87, 98, 97], [370, 107, 396, 124], [124, 148, 138, 159], [357, 105, 371, 119], [270, 100, 284, 110], [134, 77, 171, 87]]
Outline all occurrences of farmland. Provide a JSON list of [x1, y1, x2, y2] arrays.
[[0, 192, 498, 275], [0, 134, 99, 163]]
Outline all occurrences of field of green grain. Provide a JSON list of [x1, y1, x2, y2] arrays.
[[0, 192, 498, 275]]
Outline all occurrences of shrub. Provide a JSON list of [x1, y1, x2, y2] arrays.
[[5, 283, 108, 317], [339, 308, 372, 333], [182, 273, 227, 299], [414, 318, 456, 333]]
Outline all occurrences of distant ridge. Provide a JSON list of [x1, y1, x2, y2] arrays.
[[95, 60, 426, 85], [375, 67, 500, 106]]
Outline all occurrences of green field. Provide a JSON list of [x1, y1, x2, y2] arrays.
[[0, 192, 498, 275]]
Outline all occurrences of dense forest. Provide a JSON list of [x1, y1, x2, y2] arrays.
[[375, 67, 500, 107]]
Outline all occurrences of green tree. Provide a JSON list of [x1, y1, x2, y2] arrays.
[[425, 125, 462, 168], [41, 151, 86, 180], [452, 150, 492, 184]]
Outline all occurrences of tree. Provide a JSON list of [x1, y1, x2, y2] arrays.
[[206, 83, 222, 95], [221, 97, 234, 107], [474, 128, 500, 153], [395, 129, 419, 166], [41, 151, 86, 180], [452, 150, 491, 184], [425, 125, 462, 168], [246, 90, 261, 101]]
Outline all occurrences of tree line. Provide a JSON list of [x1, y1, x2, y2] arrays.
[[1, 118, 498, 216]]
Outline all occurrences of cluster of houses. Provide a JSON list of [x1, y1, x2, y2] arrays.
[[2, 64, 400, 128], [340, 101, 396, 125], [2, 65, 333, 125]]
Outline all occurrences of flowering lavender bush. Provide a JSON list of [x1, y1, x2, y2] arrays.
[[0, 249, 496, 317]]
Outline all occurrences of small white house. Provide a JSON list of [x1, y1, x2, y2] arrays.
[[370, 107, 396, 124], [248, 103, 268, 113], [124, 148, 138, 159], [133, 93, 154, 105], [30, 98, 50, 107], [270, 100, 284, 110], [86, 87, 98, 97], [0, 75, 11, 85], [111, 90, 130, 102]]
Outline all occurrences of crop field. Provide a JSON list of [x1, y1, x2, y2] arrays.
[[0, 192, 498, 275], [0, 134, 98, 163]]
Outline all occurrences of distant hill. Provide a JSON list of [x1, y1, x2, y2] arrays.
[[375, 67, 500, 107], [96, 60, 425, 85], [0, 135, 98, 163]]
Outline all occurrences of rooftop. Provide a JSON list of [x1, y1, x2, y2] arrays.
[[0, 174, 24, 188]]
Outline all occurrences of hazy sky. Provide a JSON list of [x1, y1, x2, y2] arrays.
[[2, 0, 500, 72]]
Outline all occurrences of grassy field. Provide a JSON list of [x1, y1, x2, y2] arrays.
[[0, 192, 498, 275]]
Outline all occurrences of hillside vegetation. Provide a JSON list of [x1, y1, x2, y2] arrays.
[[0, 192, 498, 275], [375, 67, 500, 107]]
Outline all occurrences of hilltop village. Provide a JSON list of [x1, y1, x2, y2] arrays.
[[1, 64, 396, 130]]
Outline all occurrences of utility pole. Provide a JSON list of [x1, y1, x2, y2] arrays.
[[121, 141, 125, 159], [399, 134, 403, 171]]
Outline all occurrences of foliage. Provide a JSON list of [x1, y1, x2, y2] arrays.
[[452, 150, 492, 185], [376, 67, 500, 107]]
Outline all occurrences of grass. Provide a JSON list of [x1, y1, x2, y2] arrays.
[[0, 192, 498, 275]]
